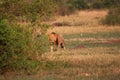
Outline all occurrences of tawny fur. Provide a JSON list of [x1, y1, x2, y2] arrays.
[[48, 32, 65, 52]]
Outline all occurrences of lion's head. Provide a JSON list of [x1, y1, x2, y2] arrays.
[[48, 32, 58, 44]]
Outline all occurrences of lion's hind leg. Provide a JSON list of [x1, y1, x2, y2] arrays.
[[61, 43, 65, 50]]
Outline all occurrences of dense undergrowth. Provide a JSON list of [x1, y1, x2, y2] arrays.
[[0, 19, 50, 74]]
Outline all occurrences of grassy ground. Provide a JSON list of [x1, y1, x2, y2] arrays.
[[0, 10, 120, 80]]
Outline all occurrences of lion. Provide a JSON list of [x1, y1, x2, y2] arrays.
[[48, 32, 65, 52]]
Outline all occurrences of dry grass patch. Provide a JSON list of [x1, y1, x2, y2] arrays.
[[40, 48, 120, 79], [47, 10, 120, 35], [42, 47, 120, 61], [50, 10, 108, 27], [48, 26, 120, 34]]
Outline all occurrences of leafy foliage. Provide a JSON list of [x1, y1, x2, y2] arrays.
[[0, 0, 52, 74], [0, 19, 50, 74], [55, 0, 88, 15], [92, 0, 120, 9], [103, 6, 120, 25], [68, 0, 88, 9], [0, 0, 57, 22]]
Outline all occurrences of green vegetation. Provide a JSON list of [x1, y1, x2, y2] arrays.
[[64, 32, 120, 39], [0, 0, 120, 25], [0, 0, 120, 79], [103, 6, 120, 25], [66, 40, 120, 49], [0, 0, 57, 22], [64, 31, 120, 49], [0, 19, 50, 74], [0, 0, 52, 74], [91, 0, 120, 9]]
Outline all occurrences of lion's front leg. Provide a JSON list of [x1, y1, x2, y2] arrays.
[[50, 45, 54, 52], [57, 43, 61, 51]]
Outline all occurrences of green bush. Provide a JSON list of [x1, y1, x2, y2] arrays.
[[0, 0, 57, 22], [68, 0, 88, 9], [56, 0, 88, 16], [103, 6, 120, 25], [0, 19, 50, 74], [92, 0, 120, 9], [55, 0, 74, 16]]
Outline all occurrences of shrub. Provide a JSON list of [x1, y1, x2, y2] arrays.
[[56, 0, 88, 16], [0, 0, 57, 22], [0, 19, 50, 74], [103, 6, 120, 25], [68, 0, 88, 9], [55, 0, 75, 16], [92, 0, 120, 9]]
